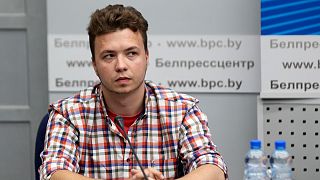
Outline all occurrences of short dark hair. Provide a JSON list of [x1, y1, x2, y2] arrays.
[[87, 4, 148, 59]]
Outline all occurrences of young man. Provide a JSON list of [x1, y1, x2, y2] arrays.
[[40, 4, 227, 180]]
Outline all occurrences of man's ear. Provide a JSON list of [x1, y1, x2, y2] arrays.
[[145, 50, 149, 65]]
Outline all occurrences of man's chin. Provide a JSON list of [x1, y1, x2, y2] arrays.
[[111, 86, 134, 94], [101, 81, 144, 95]]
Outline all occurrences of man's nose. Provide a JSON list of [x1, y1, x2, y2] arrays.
[[115, 55, 128, 72]]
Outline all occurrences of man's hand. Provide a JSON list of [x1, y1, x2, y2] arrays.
[[130, 167, 165, 180], [176, 164, 226, 180]]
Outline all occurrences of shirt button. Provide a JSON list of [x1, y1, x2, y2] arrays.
[[126, 158, 131, 163]]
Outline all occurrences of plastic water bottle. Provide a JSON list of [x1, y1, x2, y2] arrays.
[[244, 139, 269, 180], [270, 140, 293, 180]]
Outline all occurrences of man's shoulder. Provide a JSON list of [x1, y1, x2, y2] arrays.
[[145, 81, 199, 106], [51, 85, 98, 110]]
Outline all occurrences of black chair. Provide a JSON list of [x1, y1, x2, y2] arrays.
[[34, 113, 49, 180]]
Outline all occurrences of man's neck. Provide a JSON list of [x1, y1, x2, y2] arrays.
[[102, 86, 145, 116]]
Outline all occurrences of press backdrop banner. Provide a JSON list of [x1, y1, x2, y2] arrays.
[[48, 34, 260, 93], [260, 0, 320, 98], [47, 1, 260, 93]]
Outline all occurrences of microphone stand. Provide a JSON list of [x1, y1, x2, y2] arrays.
[[115, 116, 148, 180]]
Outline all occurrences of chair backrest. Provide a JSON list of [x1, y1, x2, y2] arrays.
[[34, 113, 49, 180]]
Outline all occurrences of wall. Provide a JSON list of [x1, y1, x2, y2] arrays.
[[0, 0, 48, 179]]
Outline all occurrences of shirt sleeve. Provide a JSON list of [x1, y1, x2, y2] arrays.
[[39, 110, 80, 180], [179, 105, 228, 178]]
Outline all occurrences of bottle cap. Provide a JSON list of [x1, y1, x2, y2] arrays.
[[275, 140, 286, 150], [250, 139, 261, 149]]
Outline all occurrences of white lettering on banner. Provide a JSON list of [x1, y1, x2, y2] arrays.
[[270, 38, 320, 51], [165, 78, 242, 91], [271, 80, 320, 92], [54, 38, 90, 49], [56, 78, 100, 88], [261, 35, 320, 98], [155, 58, 255, 70], [48, 34, 259, 92]]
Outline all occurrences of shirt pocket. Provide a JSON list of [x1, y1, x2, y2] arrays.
[[151, 158, 177, 179]]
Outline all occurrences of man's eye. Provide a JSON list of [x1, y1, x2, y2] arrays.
[[127, 52, 137, 57], [103, 54, 114, 59]]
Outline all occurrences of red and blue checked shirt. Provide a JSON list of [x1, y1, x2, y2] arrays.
[[40, 81, 227, 179]]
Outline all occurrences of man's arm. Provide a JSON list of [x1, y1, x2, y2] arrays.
[[177, 164, 225, 180], [179, 105, 228, 179], [40, 111, 81, 180], [131, 165, 225, 180], [51, 170, 98, 180]]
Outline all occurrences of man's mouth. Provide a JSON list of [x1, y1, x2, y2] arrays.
[[116, 77, 130, 83]]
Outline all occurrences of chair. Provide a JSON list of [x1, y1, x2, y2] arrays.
[[34, 113, 49, 180]]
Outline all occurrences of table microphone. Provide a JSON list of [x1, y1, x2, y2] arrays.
[[114, 116, 148, 180]]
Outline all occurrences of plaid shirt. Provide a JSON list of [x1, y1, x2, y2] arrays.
[[40, 81, 227, 179]]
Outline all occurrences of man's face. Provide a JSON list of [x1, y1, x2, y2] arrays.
[[93, 28, 149, 95]]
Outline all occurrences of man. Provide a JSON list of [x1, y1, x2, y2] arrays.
[[40, 4, 227, 180]]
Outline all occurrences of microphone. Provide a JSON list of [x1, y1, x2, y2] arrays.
[[115, 116, 148, 180]]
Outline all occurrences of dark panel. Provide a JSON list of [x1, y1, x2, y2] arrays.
[[0, 122, 30, 179], [0, 30, 28, 106]]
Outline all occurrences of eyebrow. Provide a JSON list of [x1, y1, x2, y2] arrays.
[[99, 46, 140, 55], [100, 50, 114, 54], [124, 46, 139, 52]]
